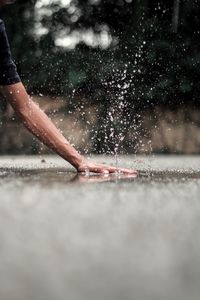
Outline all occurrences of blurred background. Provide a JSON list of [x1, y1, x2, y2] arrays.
[[0, 0, 200, 155]]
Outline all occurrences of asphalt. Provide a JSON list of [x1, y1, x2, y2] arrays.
[[0, 155, 200, 300]]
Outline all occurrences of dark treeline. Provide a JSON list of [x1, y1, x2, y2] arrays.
[[0, 0, 200, 108], [0, 0, 200, 154]]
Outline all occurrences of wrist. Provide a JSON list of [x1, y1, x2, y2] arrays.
[[70, 153, 85, 170]]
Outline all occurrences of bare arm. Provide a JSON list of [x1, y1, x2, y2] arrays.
[[1, 82, 138, 175], [2, 82, 83, 169]]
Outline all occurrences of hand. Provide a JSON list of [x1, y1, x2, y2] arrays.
[[77, 161, 138, 176]]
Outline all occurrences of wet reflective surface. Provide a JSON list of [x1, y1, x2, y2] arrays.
[[0, 155, 200, 300]]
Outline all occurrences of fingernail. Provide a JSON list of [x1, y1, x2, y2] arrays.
[[103, 170, 109, 174]]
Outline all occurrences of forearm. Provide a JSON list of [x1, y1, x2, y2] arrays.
[[2, 83, 83, 169]]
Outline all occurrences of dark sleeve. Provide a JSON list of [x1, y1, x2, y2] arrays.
[[0, 19, 21, 86]]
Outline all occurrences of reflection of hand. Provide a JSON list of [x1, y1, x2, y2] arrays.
[[77, 161, 138, 176], [72, 173, 138, 184]]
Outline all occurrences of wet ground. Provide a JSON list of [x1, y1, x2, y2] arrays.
[[0, 155, 200, 300]]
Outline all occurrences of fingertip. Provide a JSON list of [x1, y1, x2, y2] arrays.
[[129, 169, 139, 174]]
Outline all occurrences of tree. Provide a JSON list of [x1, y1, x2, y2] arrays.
[[172, 0, 180, 33]]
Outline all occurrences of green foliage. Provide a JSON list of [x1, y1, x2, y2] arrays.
[[0, 0, 200, 107]]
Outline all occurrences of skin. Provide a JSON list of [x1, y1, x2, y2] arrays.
[[0, 0, 16, 5], [0, 0, 138, 175]]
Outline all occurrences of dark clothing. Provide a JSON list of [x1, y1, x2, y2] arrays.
[[0, 19, 21, 85]]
